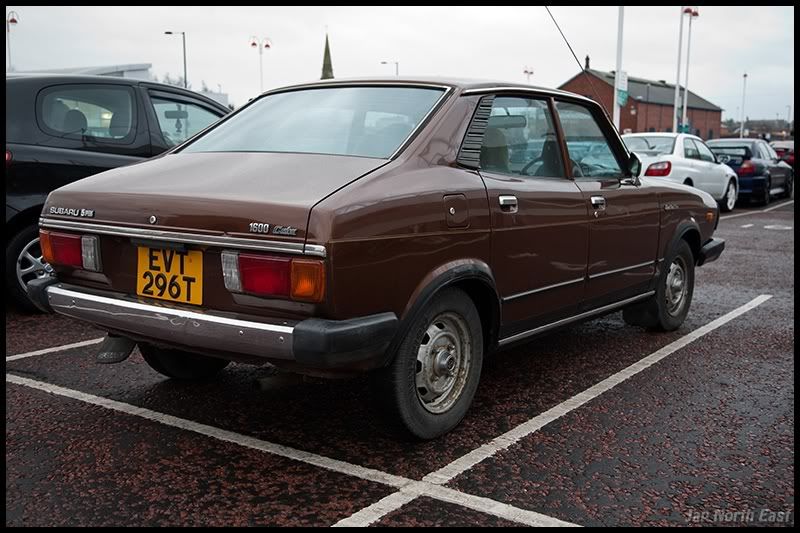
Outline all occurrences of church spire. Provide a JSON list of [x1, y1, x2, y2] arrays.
[[321, 33, 334, 80]]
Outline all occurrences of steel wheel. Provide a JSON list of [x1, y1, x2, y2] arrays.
[[665, 257, 688, 317], [415, 312, 472, 414], [16, 237, 53, 292]]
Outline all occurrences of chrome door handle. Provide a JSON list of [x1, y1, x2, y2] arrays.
[[498, 195, 518, 213], [590, 196, 606, 210]]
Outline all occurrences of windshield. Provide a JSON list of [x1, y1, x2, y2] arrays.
[[623, 136, 675, 156], [181, 86, 445, 159]]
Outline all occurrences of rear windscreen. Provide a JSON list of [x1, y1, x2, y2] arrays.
[[181, 86, 445, 159]]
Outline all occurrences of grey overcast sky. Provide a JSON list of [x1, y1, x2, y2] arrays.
[[5, 5, 794, 120]]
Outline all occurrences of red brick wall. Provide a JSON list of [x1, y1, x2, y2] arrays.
[[560, 73, 722, 139]]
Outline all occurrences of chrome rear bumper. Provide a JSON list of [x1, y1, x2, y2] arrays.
[[28, 280, 398, 370]]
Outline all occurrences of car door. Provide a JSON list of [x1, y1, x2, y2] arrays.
[[761, 141, 790, 191], [475, 94, 588, 335], [693, 138, 729, 199], [680, 137, 706, 187], [144, 89, 227, 154], [553, 100, 660, 309]]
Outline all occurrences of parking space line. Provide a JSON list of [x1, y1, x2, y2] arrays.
[[6, 373, 575, 528], [6, 337, 105, 362], [422, 294, 772, 486], [720, 200, 794, 220], [332, 294, 772, 526]]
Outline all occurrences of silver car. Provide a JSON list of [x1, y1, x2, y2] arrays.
[[623, 133, 739, 212]]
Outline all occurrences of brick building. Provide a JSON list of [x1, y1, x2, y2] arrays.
[[559, 57, 723, 140]]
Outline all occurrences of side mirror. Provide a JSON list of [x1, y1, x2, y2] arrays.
[[622, 152, 642, 186]]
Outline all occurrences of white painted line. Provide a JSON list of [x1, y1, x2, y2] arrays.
[[6, 337, 105, 362], [5, 373, 410, 490], [422, 294, 773, 486], [720, 200, 794, 220], [6, 373, 575, 528], [741, 224, 754, 228]]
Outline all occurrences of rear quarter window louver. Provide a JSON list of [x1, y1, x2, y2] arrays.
[[456, 95, 495, 169]]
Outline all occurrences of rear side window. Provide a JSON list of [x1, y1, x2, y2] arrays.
[[37, 84, 136, 143], [683, 138, 700, 160], [150, 96, 222, 147], [694, 140, 716, 162]]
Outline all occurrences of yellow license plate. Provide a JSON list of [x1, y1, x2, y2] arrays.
[[136, 247, 203, 305]]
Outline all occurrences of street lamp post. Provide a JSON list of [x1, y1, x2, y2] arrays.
[[381, 60, 399, 76], [164, 31, 187, 88], [644, 82, 651, 131], [681, 7, 699, 133], [250, 36, 272, 93], [672, 6, 692, 133], [6, 11, 19, 72], [523, 66, 534, 84], [739, 73, 747, 139], [612, 6, 624, 129]]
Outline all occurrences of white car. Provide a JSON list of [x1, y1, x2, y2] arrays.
[[623, 133, 739, 212]]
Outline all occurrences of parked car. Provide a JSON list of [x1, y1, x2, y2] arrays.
[[623, 133, 739, 213], [6, 74, 230, 310], [770, 140, 794, 167], [29, 78, 725, 439], [706, 138, 794, 205]]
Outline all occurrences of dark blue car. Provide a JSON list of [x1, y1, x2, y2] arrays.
[[706, 138, 794, 206]]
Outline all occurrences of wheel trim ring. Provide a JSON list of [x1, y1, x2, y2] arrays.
[[415, 312, 472, 414], [665, 257, 688, 316]]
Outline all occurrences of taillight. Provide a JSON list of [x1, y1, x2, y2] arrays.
[[738, 160, 756, 177], [39, 230, 102, 271], [644, 161, 672, 177], [221, 251, 325, 302], [5, 150, 12, 166]]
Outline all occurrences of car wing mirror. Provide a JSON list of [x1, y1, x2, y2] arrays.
[[621, 152, 642, 185]]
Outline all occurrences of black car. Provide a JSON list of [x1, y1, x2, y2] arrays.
[[706, 138, 794, 206], [6, 74, 230, 310]]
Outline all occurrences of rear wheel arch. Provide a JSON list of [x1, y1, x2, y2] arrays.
[[6, 205, 44, 242], [387, 260, 501, 365]]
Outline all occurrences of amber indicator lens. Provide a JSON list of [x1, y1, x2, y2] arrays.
[[290, 259, 325, 302], [39, 230, 54, 264]]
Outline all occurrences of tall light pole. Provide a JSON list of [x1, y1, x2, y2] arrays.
[[6, 11, 19, 72], [681, 7, 699, 133], [612, 6, 624, 129], [381, 60, 399, 76], [787, 105, 793, 125], [164, 31, 187, 88], [672, 6, 690, 133], [250, 36, 272, 93], [739, 72, 747, 139], [523, 66, 534, 84]]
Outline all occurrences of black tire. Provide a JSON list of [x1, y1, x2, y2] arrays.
[[5, 223, 49, 313], [718, 179, 737, 213], [139, 344, 230, 380], [371, 287, 483, 440], [622, 240, 695, 332], [782, 172, 794, 199], [756, 178, 771, 206]]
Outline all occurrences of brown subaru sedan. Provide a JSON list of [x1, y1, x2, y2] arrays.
[[30, 78, 724, 439]]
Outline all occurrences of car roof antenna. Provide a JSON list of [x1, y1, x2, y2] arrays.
[[544, 6, 617, 133]]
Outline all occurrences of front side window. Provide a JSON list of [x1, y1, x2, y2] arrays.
[[555, 101, 624, 178], [150, 96, 221, 147], [37, 84, 135, 142], [694, 140, 716, 162], [182, 86, 445, 159], [480, 96, 564, 178]]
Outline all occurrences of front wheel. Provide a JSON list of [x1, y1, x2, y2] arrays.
[[719, 179, 737, 213], [782, 173, 794, 199], [371, 288, 483, 440], [623, 240, 695, 332], [140, 344, 230, 380]]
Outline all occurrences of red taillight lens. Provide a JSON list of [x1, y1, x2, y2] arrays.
[[238, 254, 291, 297], [644, 161, 672, 177], [40, 230, 82, 267], [5, 150, 12, 168], [738, 161, 756, 176]]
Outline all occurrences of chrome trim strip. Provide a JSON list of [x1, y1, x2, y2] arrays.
[[39, 218, 327, 257], [502, 277, 585, 303], [461, 86, 593, 103], [46, 285, 297, 360], [588, 260, 655, 280], [498, 291, 655, 347]]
